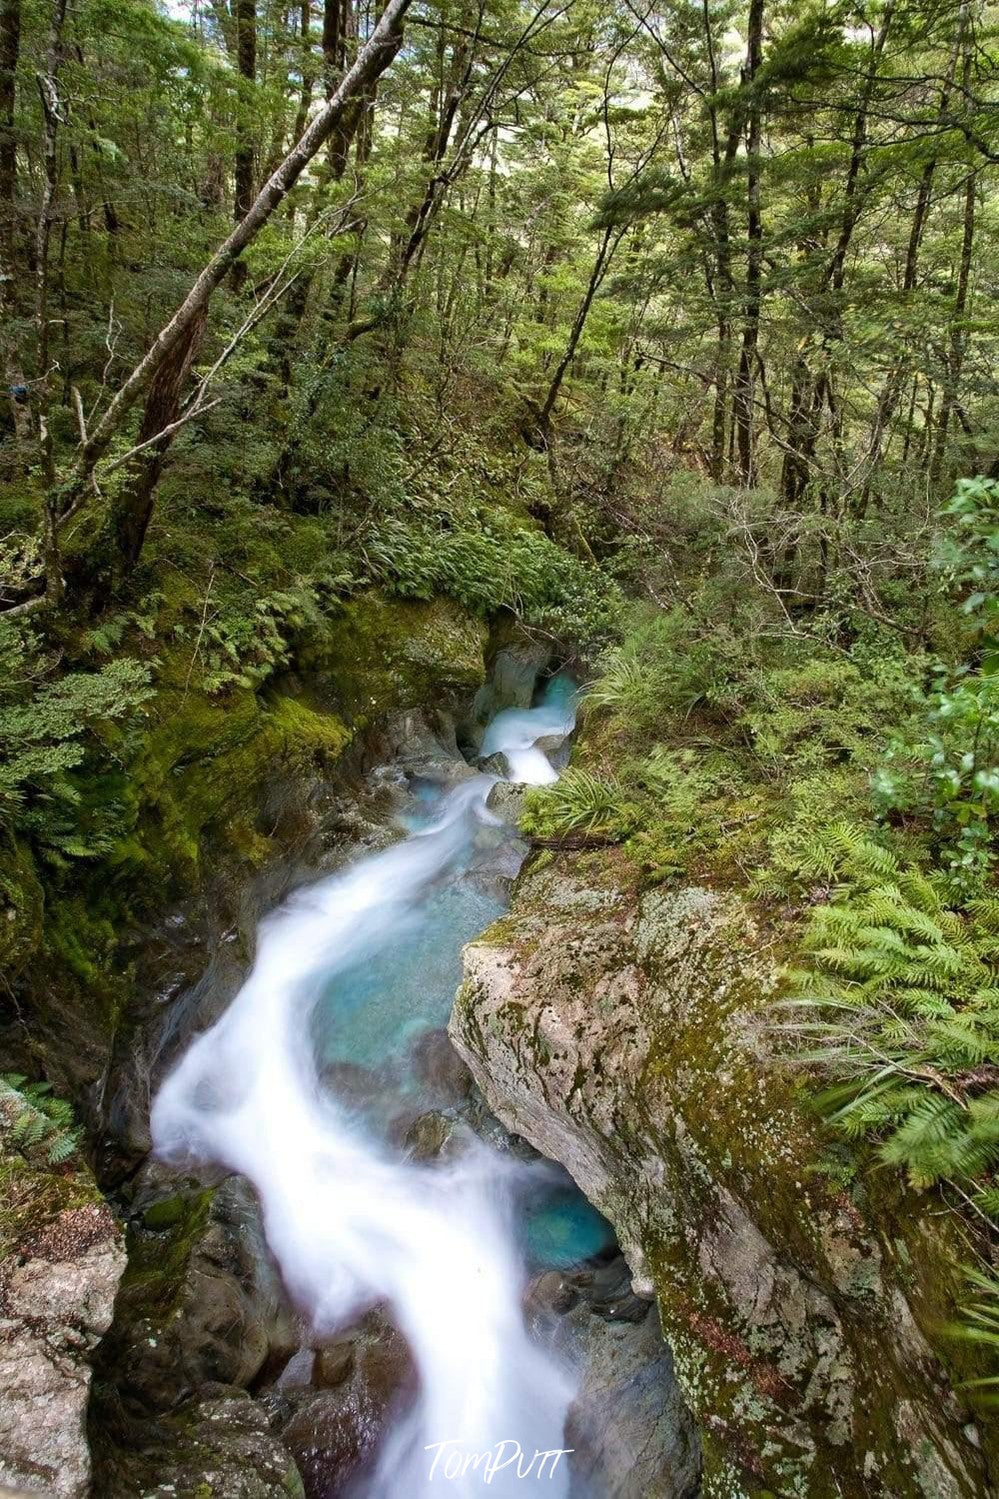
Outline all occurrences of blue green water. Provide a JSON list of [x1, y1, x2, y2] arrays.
[[313, 880, 506, 1073], [522, 1187, 615, 1270], [310, 744, 615, 1275]]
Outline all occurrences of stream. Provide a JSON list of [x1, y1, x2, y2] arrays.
[[150, 676, 615, 1496]]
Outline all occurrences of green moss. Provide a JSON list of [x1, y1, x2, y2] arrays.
[[0, 835, 45, 978], [299, 592, 487, 719], [0, 1152, 98, 1258], [117, 1187, 213, 1325]]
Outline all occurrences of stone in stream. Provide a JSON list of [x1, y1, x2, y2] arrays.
[[124, 1386, 305, 1499], [524, 1253, 700, 1499], [406, 1024, 474, 1105], [89, 1169, 303, 1496], [486, 779, 529, 825], [262, 1307, 416, 1499]]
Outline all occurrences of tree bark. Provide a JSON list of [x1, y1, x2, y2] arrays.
[[930, 166, 976, 488], [0, 0, 31, 453], [732, 0, 764, 487], [234, 0, 257, 218]]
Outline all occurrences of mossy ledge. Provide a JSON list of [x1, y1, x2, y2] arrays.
[[1, 591, 488, 1139], [450, 857, 998, 1497]]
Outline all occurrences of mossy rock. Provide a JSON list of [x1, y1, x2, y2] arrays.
[[451, 858, 997, 1496], [298, 592, 488, 720]]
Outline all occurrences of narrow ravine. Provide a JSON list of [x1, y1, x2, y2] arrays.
[[150, 678, 594, 1496]]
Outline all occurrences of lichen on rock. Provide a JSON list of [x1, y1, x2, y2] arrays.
[[450, 855, 996, 1497], [0, 1103, 126, 1499]]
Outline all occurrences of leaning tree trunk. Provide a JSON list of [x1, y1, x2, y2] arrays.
[[112, 307, 208, 571]]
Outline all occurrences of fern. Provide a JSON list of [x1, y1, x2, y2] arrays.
[[786, 827, 999, 1201], [0, 1074, 82, 1166], [521, 768, 634, 840]]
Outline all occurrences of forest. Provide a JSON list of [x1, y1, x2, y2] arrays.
[[3, 0, 999, 1491]]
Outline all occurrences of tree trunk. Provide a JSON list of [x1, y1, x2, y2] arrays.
[[538, 225, 619, 439], [930, 167, 976, 488], [732, 0, 763, 487], [112, 306, 208, 572], [0, 0, 31, 454], [230, 0, 256, 291], [732, 0, 762, 485]]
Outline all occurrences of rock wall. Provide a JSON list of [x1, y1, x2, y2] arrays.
[[450, 855, 997, 1497]]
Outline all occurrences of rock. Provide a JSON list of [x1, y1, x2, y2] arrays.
[[525, 1269, 579, 1317], [103, 1173, 287, 1410], [477, 751, 509, 777], [523, 1255, 699, 1499], [0, 1116, 126, 1499], [486, 781, 529, 825], [561, 1301, 700, 1499], [403, 1110, 455, 1161], [91, 1171, 301, 1496], [451, 859, 996, 1497], [406, 1027, 474, 1105], [265, 1309, 415, 1499], [111, 1386, 304, 1498]]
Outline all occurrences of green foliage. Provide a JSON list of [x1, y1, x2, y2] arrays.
[[0, 623, 153, 861], [951, 1268, 999, 1401], [786, 830, 999, 1205], [521, 767, 634, 840], [582, 608, 750, 739], [0, 1074, 81, 1166], [874, 478, 999, 898], [361, 508, 621, 649], [574, 603, 921, 890]]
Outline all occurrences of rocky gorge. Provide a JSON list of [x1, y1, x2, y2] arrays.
[[2, 596, 997, 1498], [1, 601, 702, 1498]]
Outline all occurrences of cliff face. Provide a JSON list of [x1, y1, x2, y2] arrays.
[[450, 855, 996, 1497]]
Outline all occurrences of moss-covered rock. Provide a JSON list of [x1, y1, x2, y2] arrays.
[[0, 1095, 126, 1499], [0, 835, 44, 979], [297, 592, 488, 723], [450, 858, 996, 1497]]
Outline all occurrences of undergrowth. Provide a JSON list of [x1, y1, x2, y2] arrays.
[[0, 1074, 81, 1166]]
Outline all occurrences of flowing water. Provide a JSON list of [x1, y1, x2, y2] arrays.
[[151, 677, 610, 1496]]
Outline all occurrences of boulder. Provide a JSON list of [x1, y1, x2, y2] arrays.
[[263, 1309, 415, 1499], [451, 856, 997, 1496], [0, 1109, 125, 1499], [112, 1386, 304, 1498]]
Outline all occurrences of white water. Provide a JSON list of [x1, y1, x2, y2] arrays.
[[151, 685, 578, 1496], [479, 682, 576, 786]]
